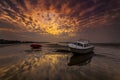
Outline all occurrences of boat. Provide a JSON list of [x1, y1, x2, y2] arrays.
[[68, 40, 94, 54], [30, 44, 42, 49]]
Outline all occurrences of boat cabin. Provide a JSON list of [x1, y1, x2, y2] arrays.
[[73, 41, 90, 47]]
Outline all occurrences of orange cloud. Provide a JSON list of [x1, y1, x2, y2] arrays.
[[0, 0, 119, 35]]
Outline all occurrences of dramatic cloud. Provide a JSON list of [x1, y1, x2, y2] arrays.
[[0, 0, 119, 36]]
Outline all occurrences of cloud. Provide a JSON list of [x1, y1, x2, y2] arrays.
[[0, 0, 119, 36], [0, 20, 25, 32]]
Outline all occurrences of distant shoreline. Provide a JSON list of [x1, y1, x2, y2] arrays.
[[0, 39, 49, 45], [1, 39, 120, 47], [91, 43, 120, 47]]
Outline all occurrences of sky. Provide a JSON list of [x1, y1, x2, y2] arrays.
[[0, 0, 120, 42]]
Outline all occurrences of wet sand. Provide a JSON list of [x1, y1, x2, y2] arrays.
[[0, 43, 120, 80]]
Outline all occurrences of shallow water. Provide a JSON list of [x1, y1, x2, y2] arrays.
[[0, 43, 120, 80]]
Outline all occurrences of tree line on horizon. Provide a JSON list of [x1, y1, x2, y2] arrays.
[[0, 39, 34, 44]]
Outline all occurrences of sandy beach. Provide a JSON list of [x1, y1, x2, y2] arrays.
[[0, 43, 120, 80]]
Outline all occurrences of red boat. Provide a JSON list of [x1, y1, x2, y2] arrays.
[[30, 44, 42, 49]]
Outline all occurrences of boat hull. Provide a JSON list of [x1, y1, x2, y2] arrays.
[[70, 47, 94, 54], [30, 44, 42, 49]]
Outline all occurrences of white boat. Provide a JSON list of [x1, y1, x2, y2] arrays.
[[68, 40, 94, 54]]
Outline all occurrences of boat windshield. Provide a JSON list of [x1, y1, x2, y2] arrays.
[[83, 43, 90, 47], [74, 42, 83, 47]]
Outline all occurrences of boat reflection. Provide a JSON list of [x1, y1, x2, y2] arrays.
[[68, 52, 94, 66], [31, 48, 41, 51], [24, 48, 41, 54]]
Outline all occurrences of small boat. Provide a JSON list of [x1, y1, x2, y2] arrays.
[[30, 44, 42, 49], [68, 40, 94, 54]]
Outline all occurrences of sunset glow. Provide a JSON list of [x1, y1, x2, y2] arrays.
[[0, 1, 120, 80], [0, 0, 119, 36]]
